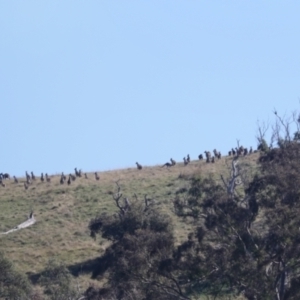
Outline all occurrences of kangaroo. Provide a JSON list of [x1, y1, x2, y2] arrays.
[[31, 171, 36, 181], [162, 162, 172, 168], [136, 162, 142, 170], [183, 157, 188, 166], [45, 173, 51, 182], [186, 154, 190, 163]]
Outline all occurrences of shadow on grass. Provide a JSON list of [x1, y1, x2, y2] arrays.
[[28, 253, 111, 284]]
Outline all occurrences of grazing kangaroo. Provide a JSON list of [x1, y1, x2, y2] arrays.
[[162, 162, 172, 168], [70, 174, 76, 181], [2, 173, 10, 180]]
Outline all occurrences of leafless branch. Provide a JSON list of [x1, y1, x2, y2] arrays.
[[273, 109, 293, 142], [112, 181, 131, 220], [256, 120, 269, 145], [221, 158, 241, 197]]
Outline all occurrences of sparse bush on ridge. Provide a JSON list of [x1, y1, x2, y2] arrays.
[[257, 138, 269, 152]]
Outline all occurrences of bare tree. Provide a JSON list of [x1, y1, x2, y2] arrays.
[[220, 157, 242, 197], [256, 120, 270, 150], [113, 181, 131, 219]]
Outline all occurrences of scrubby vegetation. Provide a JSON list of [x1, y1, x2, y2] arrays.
[[0, 251, 32, 299], [2, 109, 300, 299]]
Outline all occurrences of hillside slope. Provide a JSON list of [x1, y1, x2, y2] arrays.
[[0, 154, 259, 280]]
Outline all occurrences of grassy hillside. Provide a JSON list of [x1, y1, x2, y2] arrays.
[[0, 153, 259, 290]]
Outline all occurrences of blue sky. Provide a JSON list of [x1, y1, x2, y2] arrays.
[[1, 1, 300, 176]]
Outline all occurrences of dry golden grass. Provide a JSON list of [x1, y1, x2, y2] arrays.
[[0, 153, 260, 292]]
